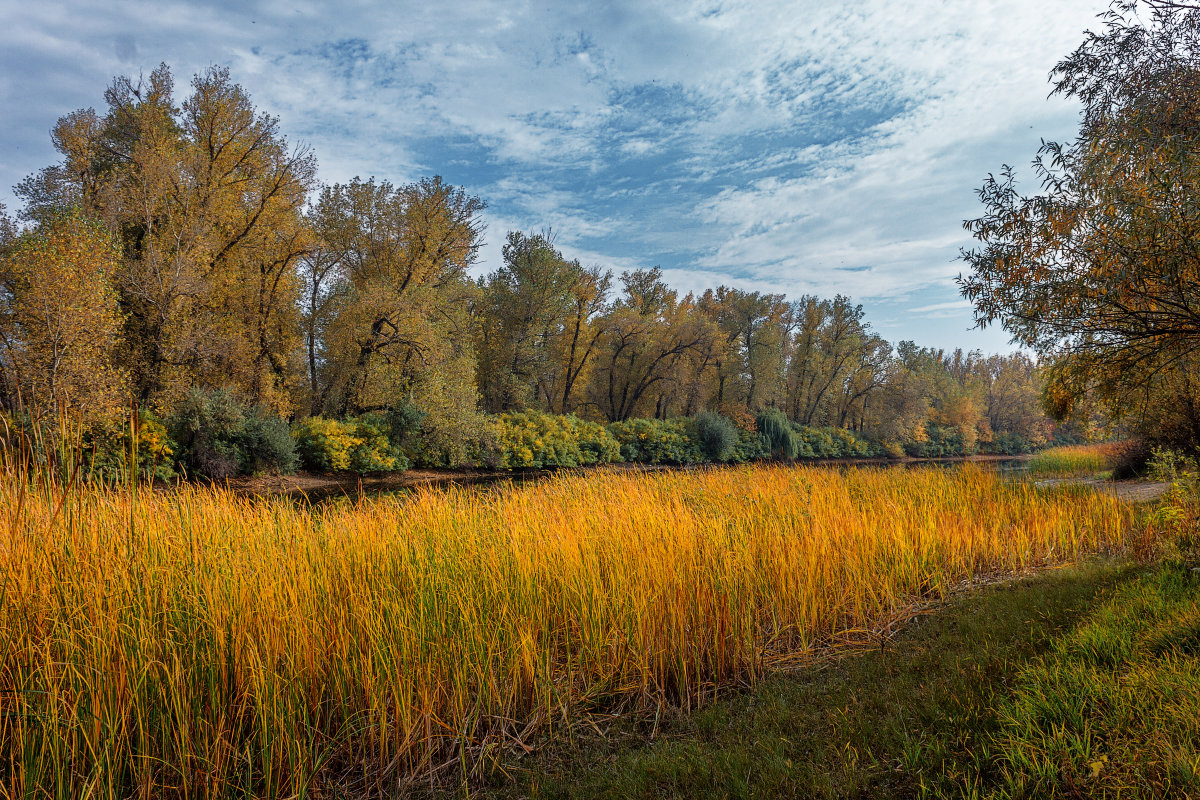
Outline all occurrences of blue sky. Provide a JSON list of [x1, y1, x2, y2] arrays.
[[0, 0, 1112, 353]]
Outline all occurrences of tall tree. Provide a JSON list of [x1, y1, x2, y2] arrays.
[[314, 176, 485, 418], [786, 295, 879, 426], [589, 268, 716, 421], [476, 231, 582, 412], [701, 287, 791, 412], [547, 264, 611, 414], [16, 64, 317, 413], [960, 1, 1200, 434]]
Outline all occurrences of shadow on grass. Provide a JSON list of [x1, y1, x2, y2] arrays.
[[453, 560, 1144, 800]]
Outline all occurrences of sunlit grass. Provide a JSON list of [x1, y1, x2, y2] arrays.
[[1027, 443, 1117, 478], [990, 562, 1200, 797], [0, 464, 1143, 797]]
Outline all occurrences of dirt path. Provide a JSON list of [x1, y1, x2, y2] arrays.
[[1036, 477, 1169, 502]]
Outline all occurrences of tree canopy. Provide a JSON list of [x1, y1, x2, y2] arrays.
[[960, 1, 1200, 438]]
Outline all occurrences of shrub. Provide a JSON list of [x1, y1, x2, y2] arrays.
[[793, 425, 831, 458], [905, 423, 964, 458], [350, 415, 405, 472], [293, 418, 357, 472], [292, 416, 403, 474], [92, 410, 178, 482], [1110, 438, 1151, 480], [693, 411, 739, 462], [238, 414, 300, 476], [563, 415, 622, 466], [985, 431, 1033, 455], [370, 404, 426, 468], [730, 428, 770, 463], [8, 409, 181, 483], [756, 408, 799, 460], [608, 418, 702, 465], [1146, 446, 1198, 483], [491, 411, 621, 469], [788, 425, 878, 459], [169, 388, 297, 479]]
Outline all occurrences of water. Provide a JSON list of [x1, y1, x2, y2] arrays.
[[283, 456, 1034, 505]]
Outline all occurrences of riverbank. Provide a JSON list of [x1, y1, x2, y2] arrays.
[[227, 453, 1031, 500]]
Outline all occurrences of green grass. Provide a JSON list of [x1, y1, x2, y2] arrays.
[[450, 560, 1148, 799], [990, 562, 1200, 798], [1026, 444, 1114, 478]]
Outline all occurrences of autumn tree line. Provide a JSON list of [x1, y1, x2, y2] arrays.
[[0, 64, 1069, 478]]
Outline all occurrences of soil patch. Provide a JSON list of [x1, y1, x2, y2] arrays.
[[1036, 477, 1169, 502]]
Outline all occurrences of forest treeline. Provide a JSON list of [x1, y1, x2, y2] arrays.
[[0, 64, 1074, 477]]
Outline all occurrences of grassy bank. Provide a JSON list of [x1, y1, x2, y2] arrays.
[[1026, 443, 1116, 478], [0, 465, 1141, 796], [472, 559, 1144, 799], [478, 557, 1199, 800]]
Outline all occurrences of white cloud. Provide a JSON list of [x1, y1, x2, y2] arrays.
[[909, 300, 975, 315]]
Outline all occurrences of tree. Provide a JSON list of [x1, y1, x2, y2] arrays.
[[960, 1, 1200, 433], [785, 295, 880, 426], [300, 185, 356, 414], [0, 212, 126, 424], [313, 177, 485, 418], [548, 264, 611, 414], [589, 268, 716, 421], [16, 64, 317, 413], [700, 287, 791, 412], [977, 353, 1049, 447], [476, 231, 582, 412]]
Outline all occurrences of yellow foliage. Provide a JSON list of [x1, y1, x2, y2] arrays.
[[0, 212, 126, 426]]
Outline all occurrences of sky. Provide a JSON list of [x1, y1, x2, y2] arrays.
[[0, 0, 1113, 353]]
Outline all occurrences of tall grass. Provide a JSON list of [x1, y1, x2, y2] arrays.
[[1026, 443, 1116, 477], [0, 465, 1140, 797], [991, 562, 1200, 796]]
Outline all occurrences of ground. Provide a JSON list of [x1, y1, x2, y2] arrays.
[[444, 559, 1149, 799]]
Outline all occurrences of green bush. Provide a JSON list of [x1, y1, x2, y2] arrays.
[[169, 388, 297, 478], [786, 425, 878, 459], [730, 427, 770, 463], [491, 411, 621, 469], [905, 423, 964, 458], [292, 416, 404, 474], [693, 411, 739, 463], [793, 425, 832, 458], [239, 414, 300, 476], [293, 418, 353, 471], [984, 431, 1034, 455], [563, 415, 622, 466], [350, 415, 406, 472], [608, 417, 702, 465], [756, 408, 799, 460], [361, 404, 426, 468], [1146, 446, 1198, 483]]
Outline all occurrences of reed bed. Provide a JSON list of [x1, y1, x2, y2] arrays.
[[1026, 443, 1117, 477], [0, 464, 1138, 797]]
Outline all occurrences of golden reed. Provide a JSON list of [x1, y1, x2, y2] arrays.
[[0, 465, 1137, 797]]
